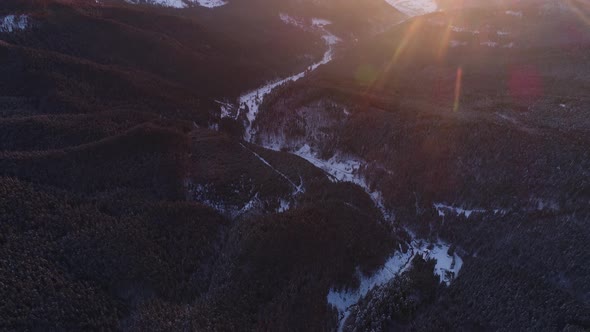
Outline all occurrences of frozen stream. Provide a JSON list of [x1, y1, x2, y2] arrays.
[[239, 18, 340, 141], [234, 13, 463, 332], [328, 238, 462, 331]]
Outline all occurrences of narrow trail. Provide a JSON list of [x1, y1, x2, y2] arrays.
[[239, 142, 303, 194]]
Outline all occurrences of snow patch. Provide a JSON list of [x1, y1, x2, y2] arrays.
[[311, 18, 332, 27], [506, 10, 523, 17], [434, 203, 489, 218], [126, 0, 186, 7], [195, 0, 227, 8], [0, 15, 29, 33], [480, 41, 499, 47], [290, 144, 392, 218], [188, 182, 260, 219], [496, 112, 518, 124], [450, 40, 467, 48], [449, 26, 483, 36], [428, 243, 463, 284], [531, 197, 559, 212], [239, 18, 340, 141], [277, 199, 291, 213], [293, 144, 361, 183], [260, 140, 394, 220], [215, 100, 235, 119], [279, 13, 305, 28], [207, 122, 219, 131], [434, 203, 508, 219], [384, 0, 437, 17]]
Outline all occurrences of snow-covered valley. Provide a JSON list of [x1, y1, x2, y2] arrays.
[[227, 11, 471, 329]]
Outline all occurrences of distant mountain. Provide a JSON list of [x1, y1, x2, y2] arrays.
[[123, 0, 227, 8]]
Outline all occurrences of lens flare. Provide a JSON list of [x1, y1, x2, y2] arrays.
[[437, 18, 454, 60], [385, 19, 423, 75], [362, 19, 424, 99], [453, 67, 463, 112], [564, 0, 590, 26]]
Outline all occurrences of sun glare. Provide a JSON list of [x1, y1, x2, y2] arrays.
[[565, 0, 590, 26]]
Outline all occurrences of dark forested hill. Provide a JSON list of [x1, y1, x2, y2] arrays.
[[0, 0, 406, 330]]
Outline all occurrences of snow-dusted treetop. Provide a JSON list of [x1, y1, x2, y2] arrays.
[[0, 15, 29, 33]]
